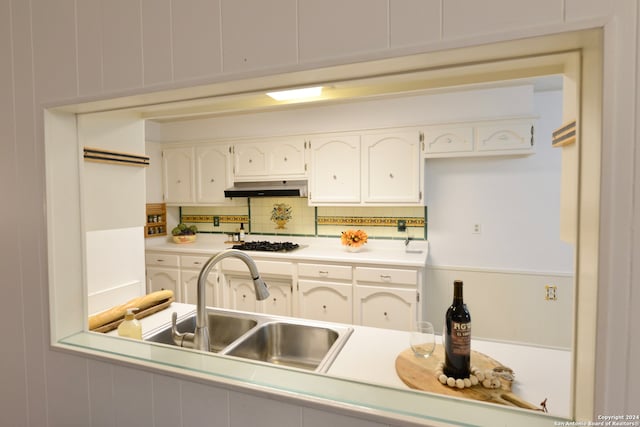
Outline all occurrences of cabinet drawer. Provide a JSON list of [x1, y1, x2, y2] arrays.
[[355, 267, 417, 286], [180, 255, 211, 269], [298, 263, 352, 280], [222, 258, 293, 276], [145, 253, 179, 267]]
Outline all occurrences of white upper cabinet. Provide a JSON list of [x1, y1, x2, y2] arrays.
[[162, 147, 195, 204], [308, 135, 361, 204], [362, 130, 422, 204], [476, 119, 534, 152], [309, 129, 422, 206], [423, 125, 473, 155], [423, 117, 535, 158], [195, 144, 232, 204], [163, 143, 232, 205], [233, 137, 307, 181]]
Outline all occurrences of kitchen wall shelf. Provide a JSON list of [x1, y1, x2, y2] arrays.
[[145, 203, 167, 238]]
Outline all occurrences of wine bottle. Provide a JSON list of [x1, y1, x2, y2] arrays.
[[443, 280, 471, 378], [239, 222, 245, 241]]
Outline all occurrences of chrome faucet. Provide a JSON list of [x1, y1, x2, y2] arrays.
[[171, 249, 269, 351]]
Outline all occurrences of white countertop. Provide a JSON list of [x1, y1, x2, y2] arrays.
[[122, 302, 571, 418], [145, 234, 429, 268]]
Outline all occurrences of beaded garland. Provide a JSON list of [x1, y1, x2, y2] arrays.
[[435, 362, 508, 390]]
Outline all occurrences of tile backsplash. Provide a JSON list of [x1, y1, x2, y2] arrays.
[[181, 197, 426, 240]]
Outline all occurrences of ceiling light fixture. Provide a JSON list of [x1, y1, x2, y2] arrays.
[[266, 86, 323, 101]]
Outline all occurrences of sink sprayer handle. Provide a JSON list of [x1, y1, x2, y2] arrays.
[[171, 312, 195, 348]]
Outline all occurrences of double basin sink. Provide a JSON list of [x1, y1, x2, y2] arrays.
[[144, 308, 353, 373]]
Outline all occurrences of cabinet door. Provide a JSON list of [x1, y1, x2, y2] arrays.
[[181, 270, 217, 307], [309, 135, 360, 204], [146, 267, 180, 301], [196, 144, 231, 204], [162, 147, 194, 204], [234, 143, 267, 178], [298, 280, 352, 324], [225, 276, 261, 312], [354, 285, 417, 331], [423, 126, 474, 156], [476, 119, 534, 152], [259, 279, 292, 317], [268, 139, 306, 177], [362, 131, 422, 203]]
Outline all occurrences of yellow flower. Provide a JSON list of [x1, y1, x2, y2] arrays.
[[341, 229, 368, 247]]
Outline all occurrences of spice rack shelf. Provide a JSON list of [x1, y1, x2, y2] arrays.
[[145, 203, 166, 238]]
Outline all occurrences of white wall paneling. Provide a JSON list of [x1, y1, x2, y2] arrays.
[[3, 1, 639, 426], [425, 266, 573, 349]]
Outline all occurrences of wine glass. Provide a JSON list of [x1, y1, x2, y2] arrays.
[[410, 321, 436, 358]]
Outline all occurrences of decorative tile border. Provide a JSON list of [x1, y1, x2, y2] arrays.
[[182, 214, 249, 224], [317, 216, 425, 227]]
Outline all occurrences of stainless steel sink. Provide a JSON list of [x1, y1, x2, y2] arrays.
[[145, 310, 257, 352], [223, 321, 347, 372], [144, 308, 352, 372]]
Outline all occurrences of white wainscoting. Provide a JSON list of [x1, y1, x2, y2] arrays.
[[86, 227, 146, 315], [425, 265, 574, 349]]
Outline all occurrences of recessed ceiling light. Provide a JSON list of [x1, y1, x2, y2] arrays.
[[266, 86, 323, 101]]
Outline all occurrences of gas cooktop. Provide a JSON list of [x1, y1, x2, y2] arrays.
[[232, 241, 301, 252]]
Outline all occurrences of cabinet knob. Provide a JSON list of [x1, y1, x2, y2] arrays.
[[383, 311, 388, 317], [210, 178, 215, 182], [176, 180, 181, 184], [194, 262, 201, 265], [242, 294, 246, 300], [273, 298, 277, 302], [248, 158, 253, 163], [332, 174, 337, 180], [380, 274, 392, 281], [389, 173, 394, 179], [322, 305, 327, 310], [318, 270, 329, 277], [283, 157, 288, 162]]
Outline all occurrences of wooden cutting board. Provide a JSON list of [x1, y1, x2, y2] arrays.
[[395, 344, 543, 411]]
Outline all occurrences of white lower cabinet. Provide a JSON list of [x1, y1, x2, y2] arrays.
[[225, 275, 292, 316], [297, 262, 353, 323], [146, 250, 424, 332], [146, 266, 180, 298], [146, 253, 181, 300], [298, 280, 352, 324], [260, 279, 293, 317], [354, 266, 419, 331], [180, 254, 217, 307], [225, 275, 262, 313], [354, 285, 417, 331]]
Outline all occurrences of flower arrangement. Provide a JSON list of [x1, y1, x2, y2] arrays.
[[341, 229, 368, 248], [271, 203, 292, 229]]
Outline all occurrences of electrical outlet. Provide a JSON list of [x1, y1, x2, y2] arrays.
[[213, 216, 220, 227], [472, 223, 482, 234], [545, 284, 557, 301], [397, 219, 406, 232]]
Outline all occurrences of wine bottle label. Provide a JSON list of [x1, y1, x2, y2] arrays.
[[451, 321, 471, 355]]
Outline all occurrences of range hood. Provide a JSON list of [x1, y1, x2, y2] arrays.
[[224, 180, 308, 198]]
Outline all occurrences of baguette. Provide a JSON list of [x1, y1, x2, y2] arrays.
[[88, 290, 174, 330]]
